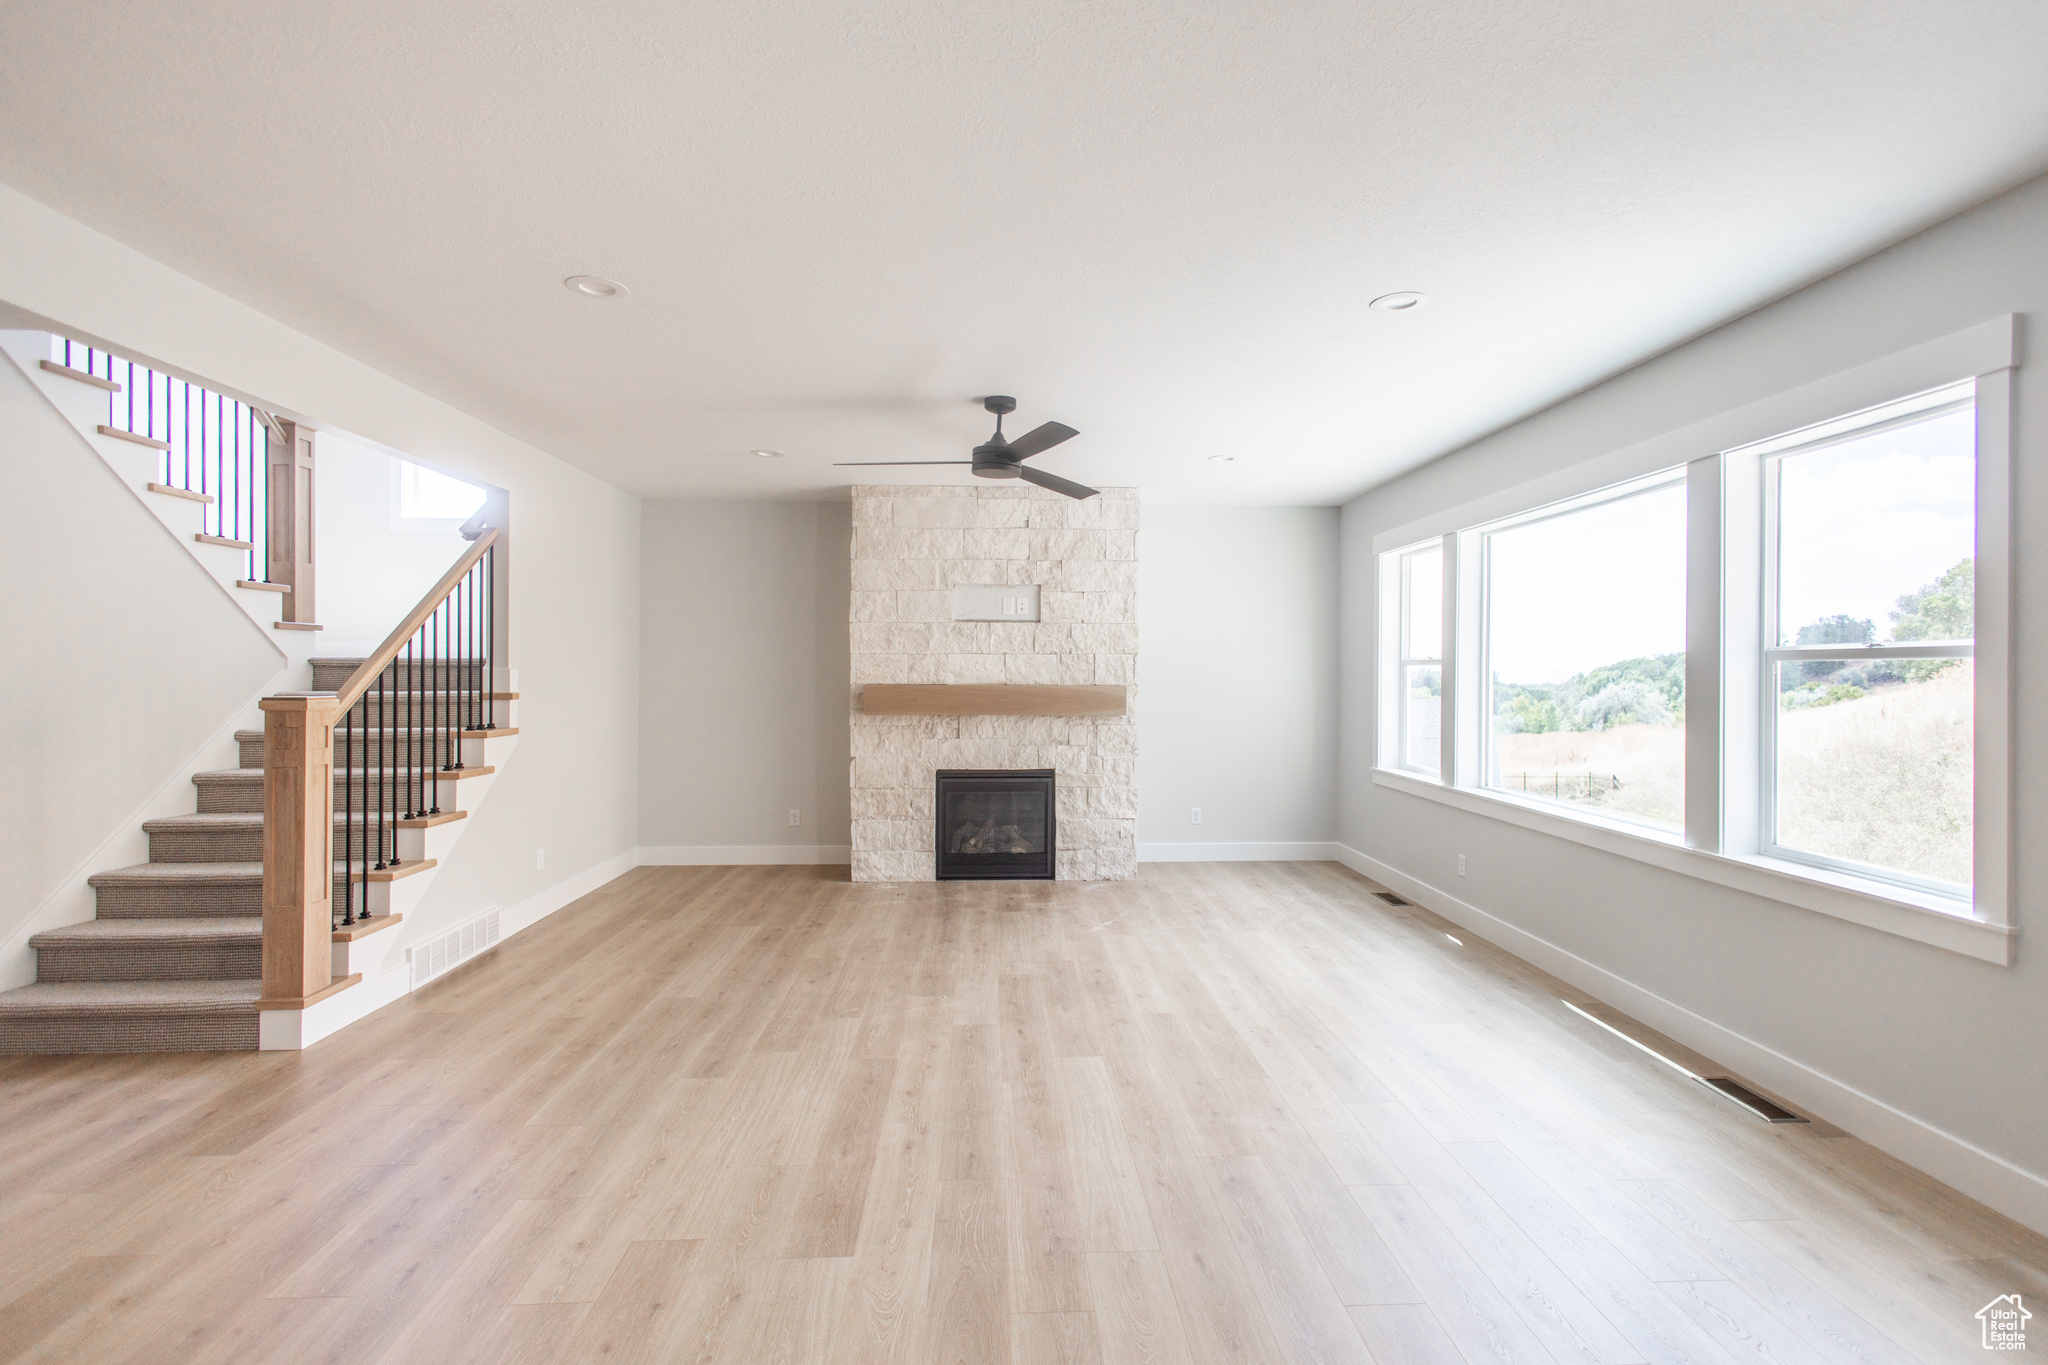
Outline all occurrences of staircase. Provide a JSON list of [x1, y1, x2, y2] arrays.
[[0, 657, 516, 1053]]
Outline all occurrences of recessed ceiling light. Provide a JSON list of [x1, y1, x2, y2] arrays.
[[751, 448, 785, 459], [564, 274, 627, 299], [1207, 455, 1235, 463], [1370, 291, 1428, 312]]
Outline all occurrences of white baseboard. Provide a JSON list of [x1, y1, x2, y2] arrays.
[[637, 844, 852, 866], [1138, 841, 1339, 862], [1332, 842, 2048, 1241], [505, 848, 642, 936], [274, 847, 641, 1051]]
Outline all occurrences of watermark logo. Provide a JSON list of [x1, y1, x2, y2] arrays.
[[1979, 1294, 2031, 1351]]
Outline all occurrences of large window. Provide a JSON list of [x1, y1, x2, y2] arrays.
[[1756, 383, 1975, 892], [1482, 476, 1688, 832], [1370, 318, 2012, 959]]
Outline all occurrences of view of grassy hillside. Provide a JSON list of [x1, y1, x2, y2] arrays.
[[1486, 558, 1973, 883], [1777, 661, 1971, 885], [1495, 722, 1685, 829]]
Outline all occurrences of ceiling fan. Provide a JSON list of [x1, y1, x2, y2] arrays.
[[834, 395, 1098, 499]]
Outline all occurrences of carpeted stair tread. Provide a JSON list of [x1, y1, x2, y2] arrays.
[[91, 860, 262, 886], [89, 861, 264, 918], [144, 812, 411, 838], [195, 766, 484, 782], [29, 918, 263, 982], [31, 917, 260, 946], [0, 980, 261, 1052], [0, 978, 260, 1016]]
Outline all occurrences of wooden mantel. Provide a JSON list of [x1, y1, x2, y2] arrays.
[[860, 684, 1126, 716]]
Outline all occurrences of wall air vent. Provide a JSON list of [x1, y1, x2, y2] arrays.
[[410, 906, 501, 990], [1373, 892, 1412, 906], [1700, 1077, 1808, 1124]]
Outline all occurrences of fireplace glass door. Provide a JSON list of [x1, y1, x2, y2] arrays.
[[935, 770, 1055, 880]]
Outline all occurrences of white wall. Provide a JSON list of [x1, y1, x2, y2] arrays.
[[0, 184, 643, 966], [638, 501, 852, 859], [1339, 171, 2048, 1232], [1139, 507, 1339, 856], [313, 433, 484, 653], [635, 500, 1341, 865]]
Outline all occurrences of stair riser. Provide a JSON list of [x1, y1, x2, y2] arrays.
[[196, 775, 473, 815], [151, 824, 262, 863], [36, 940, 262, 982], [94, 882, 263, 918], [147, 821, 402, 863], [0, 1011, 257, 1053], [310, 659, 487, 690]]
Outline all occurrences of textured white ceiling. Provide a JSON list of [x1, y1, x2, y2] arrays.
[[3, 2, 2045, 503]]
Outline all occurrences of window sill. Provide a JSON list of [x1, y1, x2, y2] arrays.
[[1371, 768, 2013, 965]]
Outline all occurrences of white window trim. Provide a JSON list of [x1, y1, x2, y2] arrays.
[[1749, 383, 1976, 902], [1371, 315, 2016, 966], [1376, 536, 1448, 778]]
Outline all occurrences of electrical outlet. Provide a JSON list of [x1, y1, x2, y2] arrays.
[[1190, 807, 1202, 825], [536, 847, 546, 870], [788, 809, 801, 826], [1457, 854, 1467, 877]]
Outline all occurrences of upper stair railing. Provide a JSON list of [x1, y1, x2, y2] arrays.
[[45, 336, 317, 623], [258, 527, 498, 1009]]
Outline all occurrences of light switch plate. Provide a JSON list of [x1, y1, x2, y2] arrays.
[[952, 583, 1040, 621]]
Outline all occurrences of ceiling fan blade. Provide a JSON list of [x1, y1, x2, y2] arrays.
[[831, 460, 972, 466], [1017, 465, 1100, 500], [1005, 421, 1079, 460]]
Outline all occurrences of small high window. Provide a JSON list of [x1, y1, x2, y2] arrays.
[[397, 460, 487, 520]]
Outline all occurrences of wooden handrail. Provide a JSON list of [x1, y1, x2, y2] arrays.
[[334, 527, 499, 711]]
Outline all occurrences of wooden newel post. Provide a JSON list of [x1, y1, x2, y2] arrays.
[[268, 420, 316, 624], [259, 694, 340, 1007]]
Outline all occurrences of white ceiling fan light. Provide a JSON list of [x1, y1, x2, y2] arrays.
[[751, 448, 785, 458], [563, 274, 627, 299], [1370, 291, 1429, 312]]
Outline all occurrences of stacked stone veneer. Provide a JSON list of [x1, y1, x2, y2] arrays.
[[850, 483, 1138, 882]]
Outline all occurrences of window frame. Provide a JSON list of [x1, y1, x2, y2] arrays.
[[1471, 469, 1690, 830], [1752, 384, 1977, 898], [1370, 315, 2016, 965], [1395, 544, 1445, 776]]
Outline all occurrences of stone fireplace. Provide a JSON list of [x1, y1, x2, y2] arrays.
[[849, 484, 1137, 882]]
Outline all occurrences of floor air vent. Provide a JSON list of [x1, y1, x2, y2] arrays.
[[410, 907, 502, 989], [1373, 892, 1412, 906], [1700, 1077, 1808, 1124]]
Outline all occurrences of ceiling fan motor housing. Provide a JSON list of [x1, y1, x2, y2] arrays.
[[972, 443, 1022, 478]]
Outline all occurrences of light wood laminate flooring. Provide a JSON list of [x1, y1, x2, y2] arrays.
[[0, 862, 2041, 1365]]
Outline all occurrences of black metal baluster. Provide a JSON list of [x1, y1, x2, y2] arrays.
[[485, 546, 495, 731], [401, 639, 414, 824], [452, 584, 465, 769], [468, 561, 479, 732], [372, 663, 386, 874], [429, 600, 443, 813], [339, 705, 353, 928], [385, 656, 397, 869]]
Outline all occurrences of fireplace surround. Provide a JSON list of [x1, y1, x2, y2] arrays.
[[849, 483, 1137, 882], [934, 770, 1055, 880]]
